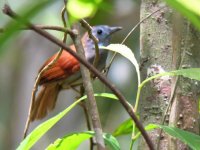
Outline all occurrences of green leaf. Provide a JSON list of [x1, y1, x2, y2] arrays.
[[128, 123, 200, 149], [101, 44, 140, 85], [171, 68, 200, 80], [158, 125, 200, 150], [46, 131, 120, 150], [79, 93, 118, 101], [166, 0, 200, 30], [140, 68, 200, 89], [113, 118, 133, 137], [67, 0, 102, 21], [177, 0, 200, 16], [17, 99, 83, 150], [0, 0, 56, 54], [113, 119, 158, 139], [94, 93, 118, 100], [103, 133, 120, 150], [125, 123, 200, 150], [46, 131, 93, 150], [17, 93, 118, 150]]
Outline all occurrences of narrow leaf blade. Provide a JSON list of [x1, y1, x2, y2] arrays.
[[158, 125, 200, 150], [17, 93, 118, 150], [141, 68, 200, 89], [113, 118, 133, 136], [46, 131, 120, 150], [166, 0, 200, 30], [171, 68, 200, 80], [17, 99, 82, 150], [103, 133, 120, 150], [101, 44, 140, 85], [46, 131, 93, 150]]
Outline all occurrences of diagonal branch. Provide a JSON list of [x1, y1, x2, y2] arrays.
[[3, 4, 154, 150], [0, 25, 74, 34]]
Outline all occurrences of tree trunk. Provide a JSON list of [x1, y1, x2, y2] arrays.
[[168, 13, 200, 150], [139, 0, 200, 149]]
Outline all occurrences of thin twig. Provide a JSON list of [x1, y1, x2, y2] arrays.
[[156, 78, 178, 150], [80, 19, 100, 68], [23, 51, 62, 137], [23, 4, 72, 138], [0, 25, 74, 35], [61, 7, 67, 28], [37, 25, 73, 36], [3, 5, 154, 149], [106, 6, 166, 72], [23, 37, 72, 138], [79, 85, 94, 150]]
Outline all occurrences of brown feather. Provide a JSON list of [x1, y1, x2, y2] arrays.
[[39, 45, 80, 84], [31, 46, 81, 121], [30, 83, 60, 121]]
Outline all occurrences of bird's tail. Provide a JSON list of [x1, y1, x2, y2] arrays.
[[30, 83, 60, 122]]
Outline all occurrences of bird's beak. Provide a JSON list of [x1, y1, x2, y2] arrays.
[[110, 26, 122, 34]]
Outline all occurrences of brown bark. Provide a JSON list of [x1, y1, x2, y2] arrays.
[[139, 0, 200, 149], [139, 0, 173, 149], [168, 13, 200, 150]]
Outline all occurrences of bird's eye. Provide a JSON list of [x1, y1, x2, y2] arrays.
[[97, 29, 103, 35]]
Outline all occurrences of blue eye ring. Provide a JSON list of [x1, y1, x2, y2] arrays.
[[97, 29, 103, 35]]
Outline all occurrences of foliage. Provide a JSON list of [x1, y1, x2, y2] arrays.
[[166, 0, 200, 30], [46, 131, 120, 150], [67, 0, 110, 23], [0, 0, 56, 54], [113, 121, 200, 150], [2, 0, 200, 149], [113, 118, 133, 137], [101, 44, 140, 85], [17, 99, 83, 150], [17, 93, 118, 150]]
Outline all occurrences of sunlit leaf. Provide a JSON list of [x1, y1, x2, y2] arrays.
[[171, 68, 200, 80], [140, 68, 200, 89], [175, 0, 200, 16], [17, 99, 83, 150], [46, 131, 93, 150], [79, 93, 118, 101], [166, 0, 200, 30], [46, 131, 120, 150], [94, 93, 118, 100], [17, 93, 118, 150], [101, 44, 140, 85], [67, 0, 102, 22]]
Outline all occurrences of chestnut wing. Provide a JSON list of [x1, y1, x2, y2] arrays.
[[39, 47, 80, 84]]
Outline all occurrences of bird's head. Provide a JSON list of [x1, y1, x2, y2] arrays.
[[91, 25, 122, 46]]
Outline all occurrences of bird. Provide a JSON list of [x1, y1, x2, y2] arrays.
[[30, 25, 122, 122]]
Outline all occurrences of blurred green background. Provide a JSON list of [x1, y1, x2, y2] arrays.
[[0, 0, 140, 149]]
